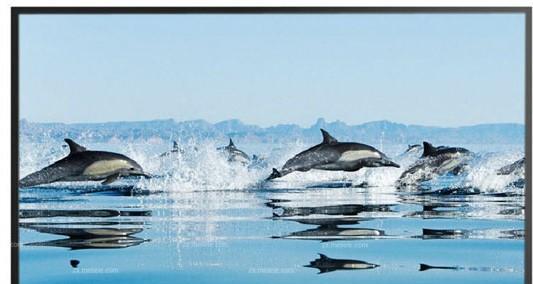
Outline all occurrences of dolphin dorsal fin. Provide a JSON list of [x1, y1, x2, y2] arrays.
[[173, 141, 179, 150], [318, 253, 330, 260], [422, 142, 436, 157], [228, 138, 235, 148], [64, 139, 87, 154], [320, 129, 338, 144]]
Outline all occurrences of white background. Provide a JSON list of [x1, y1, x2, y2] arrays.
[[0, 1, 531, 283]]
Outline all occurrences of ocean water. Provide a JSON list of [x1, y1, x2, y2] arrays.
[[18, 140, 525, 284]]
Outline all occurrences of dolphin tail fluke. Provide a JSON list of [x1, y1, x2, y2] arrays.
[[419, 264, 431, 271], [266, 168, 282, 180]]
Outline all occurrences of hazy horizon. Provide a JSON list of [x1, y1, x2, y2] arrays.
[[20, 14, 526, 127], [19, 116, 526, 129]]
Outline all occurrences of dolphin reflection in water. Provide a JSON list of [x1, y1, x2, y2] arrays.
[[275, 225, 385, 241], [305, 254, 379, 274], [21, 208, 150, 250]]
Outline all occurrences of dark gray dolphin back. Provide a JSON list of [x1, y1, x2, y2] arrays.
[[422, 141, 470, 157], [280, 129, 343, 171]]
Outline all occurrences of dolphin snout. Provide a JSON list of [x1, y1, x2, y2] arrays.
[[388, 161, 401, 168], [129, 169, 152, 179], [381, 158, 400, 168], [140, 172, 153, 179]]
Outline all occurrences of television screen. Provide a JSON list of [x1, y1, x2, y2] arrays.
[[12, 7, 531, 284]]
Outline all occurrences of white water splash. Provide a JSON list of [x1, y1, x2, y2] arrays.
[[19, 138, 524, 194]]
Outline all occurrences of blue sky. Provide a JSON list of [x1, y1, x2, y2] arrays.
[[20, 13, 525, 127]]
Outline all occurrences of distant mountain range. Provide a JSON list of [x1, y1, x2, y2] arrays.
[[19, 118, 525, 145]]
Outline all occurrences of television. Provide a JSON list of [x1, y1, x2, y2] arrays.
[[12, 7, 531, 284]]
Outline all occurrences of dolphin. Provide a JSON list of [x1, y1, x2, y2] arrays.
[[270, 203, 394, 218], [396, 141, 472, 187], [267, 129, 400, 180], [282, 217, 365, 226], [497, 157, 525, 176], [305, 254, 379, 274], [421, 228, 468, 239], [217, 138, 250, 164], [496, 158, 526, 188], [19, 209, 151, 218], [159, 141, 184, 157], [276, 225, 385, 241], [19, 139, 150, 188], [25, 236, 147, 250], [26, 225, 143, 238], [404, 144, 422, 154], [419, 263, 517, 273], [419, 263, 459, 271]]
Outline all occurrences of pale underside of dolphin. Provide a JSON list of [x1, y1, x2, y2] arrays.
[[19, 139, 150, 188], [267, 129, 400, 180]]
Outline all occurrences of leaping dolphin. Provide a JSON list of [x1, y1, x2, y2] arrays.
[[159, 141, 184, 157], [497, 157, 525, 188], [217, 138, 250, 164], [19, 139, 150, 188], [403, 144, 422, 154], [497, 157, 525, 176], [266, 129, 399, 180], [396, 141, 472, 187]]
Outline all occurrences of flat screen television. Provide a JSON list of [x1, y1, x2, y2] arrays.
[[11, 7, 532, 284]]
